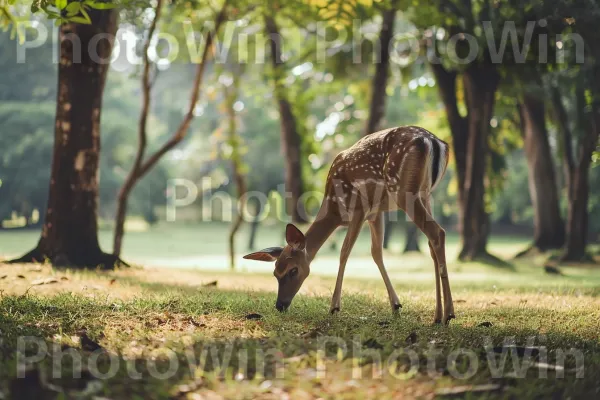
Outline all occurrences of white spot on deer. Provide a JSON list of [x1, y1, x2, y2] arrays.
[[75, 151, 86, 171]]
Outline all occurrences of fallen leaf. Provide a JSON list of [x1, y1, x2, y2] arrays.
[[60, 276, 69, 281], [0, 275, 7, 279], [17, 275, 26, 279], [31, 278, 58, 286], [454, 299, 466, 303], [435, 384, 503, 397], [203, 280, 218, 287], [478, 322, 493, 328], [109, 278, 116, 285], [245, 313, 262, 320]]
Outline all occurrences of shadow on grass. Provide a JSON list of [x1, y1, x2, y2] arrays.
[[2, 275, 600, 399]]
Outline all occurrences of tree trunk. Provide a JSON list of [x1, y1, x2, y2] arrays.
[[247, 197, 262, 251], [554, 88, 600, 262], [563, 166, 590, 261], [265, 15, 306, 223], [225, 79, 246, 270], [429, 64, 467, 234], [403, 223, 421, 253], [458, 64, 499, 261], [363, 5, 396, 136], [517, 94, 565, 254], [430, 62, 498, 261], [11, 11, 120, 268]]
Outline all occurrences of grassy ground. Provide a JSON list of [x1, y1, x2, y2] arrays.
[[0, 222, 538, 272], [1, 252, 599, 399]]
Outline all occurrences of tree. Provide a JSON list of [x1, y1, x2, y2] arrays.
[[221, 70, 247, 270], [411, 0, 540, 262], [539, 0, 600, 261], [112, 1, 229, 257], [10, 8, 121, 267], [264, 13, 307, 224], [517, 93, 565, 255], [551, 82, 599, 261], [363, 1, 397, 136]]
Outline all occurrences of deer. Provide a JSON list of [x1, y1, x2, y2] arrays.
[[244, 126, 455, 325]]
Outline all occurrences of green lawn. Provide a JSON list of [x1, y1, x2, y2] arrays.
[[0, 222, 535, 273], [0, 245, 599, 399]]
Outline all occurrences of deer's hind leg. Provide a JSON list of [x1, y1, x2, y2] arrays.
[[386, 141, 454, 324], [409, 197, 454, 324]]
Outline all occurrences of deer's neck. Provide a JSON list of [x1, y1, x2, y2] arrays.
[[304, 210, 339, 262]]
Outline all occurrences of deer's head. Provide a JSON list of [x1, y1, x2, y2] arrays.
[[243, 224, 309, 311]]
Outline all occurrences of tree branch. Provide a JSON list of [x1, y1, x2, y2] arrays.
[[137, 2, 229, 178]]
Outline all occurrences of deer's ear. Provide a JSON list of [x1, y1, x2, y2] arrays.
[[286, 224, 306, 250], [243, 247, 283, 262]]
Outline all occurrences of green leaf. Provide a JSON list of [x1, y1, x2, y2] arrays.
[[65, 2, 81, 15], [69, 15, 91, 24], [79, 7, 91, 23], [85, 1, 116, 9], [30, 3, 40, 13], [55, 0, 68, 10]]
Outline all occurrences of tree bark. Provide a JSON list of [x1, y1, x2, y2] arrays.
[[429, 63, 467, 233], [517, 94, 565, 254], [553, 88, 600, 261], [431, 62, 499, 261], [11, 11, 120, 268], [265, 15, 307, 223], [112, 3, 228, 256], [458, 64, 499, 261], [363, 5, 396, 136], [247, 197, 262, 251]]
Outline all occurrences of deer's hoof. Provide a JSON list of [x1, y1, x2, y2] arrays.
[[443, 314, 456, 325], [433, 318, 442, 325], [329, 307, 340, 315], [392, 303, 402, 313]]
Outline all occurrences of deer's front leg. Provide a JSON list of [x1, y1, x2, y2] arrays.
[[368, 213, 401, 313], [330, 213, 364, 314]]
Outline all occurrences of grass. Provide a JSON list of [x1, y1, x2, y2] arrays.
[[1, 250, 600, 399], [0, 221, 542, 271]]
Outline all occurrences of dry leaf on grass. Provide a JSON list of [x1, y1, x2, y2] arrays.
[[31, 278, 58, 286]]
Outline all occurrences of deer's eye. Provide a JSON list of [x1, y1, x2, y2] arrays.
[[289, 267, 299, 278]]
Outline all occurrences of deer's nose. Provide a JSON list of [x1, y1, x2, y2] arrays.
[[275, 300, 290, 312]]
